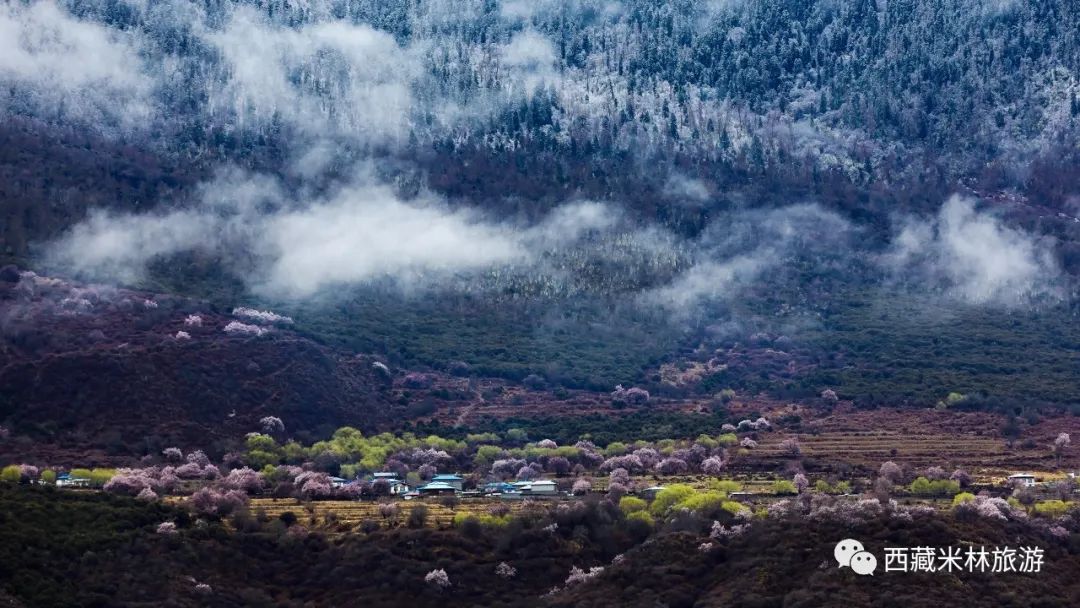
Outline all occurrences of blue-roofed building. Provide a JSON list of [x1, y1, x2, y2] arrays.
[[418, 481, 457, 496], [431, 474, 464, 491], [483, 481, 514, 494]]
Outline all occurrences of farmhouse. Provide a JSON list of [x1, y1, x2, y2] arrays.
[[370, 472, 410, 495], [522, 480, 558, 495], [55, 473, 90, 488], [431, 474, 464, 491], [417, 481, 457, 496], [1007, 473, 1036, 488]]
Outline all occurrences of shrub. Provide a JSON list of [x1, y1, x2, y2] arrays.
[[771, 480, 798, 495], [953, 492, 976, 506], [619, 496, 647, 514], [625, 510, 654, 527], [649, 484, 695, 516], [408, 505, 429, 528], [1034, 500, 1071, 518], [0, 465, 21, 483], [909, 477, 961, 497]]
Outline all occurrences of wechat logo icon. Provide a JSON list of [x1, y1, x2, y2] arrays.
[[835, 539, 877, 576]]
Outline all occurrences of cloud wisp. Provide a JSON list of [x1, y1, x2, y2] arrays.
[[883, 196, 1062, 306]]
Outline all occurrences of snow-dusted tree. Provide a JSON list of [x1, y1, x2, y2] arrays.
[[137, 487, 158, 502], [565, 566, 604, 586], [536, 439, 558, 449], [162, 447, 183, 462], [571, 479, 592, 495], [418, 464, 437, 481], [425, 569, 451, 590], [183, 314, 202, 327], [156, 522, 178, 535], [820, 389, 839, 403], [516, 465, 539, 481], [223, 321, 269, 336], [495, 562, 517, 579], [194, 583, 212, 596], [740, 437, 758, 449], [260, 416, 285, 435]]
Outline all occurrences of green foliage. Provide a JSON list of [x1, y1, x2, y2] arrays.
[[677, 491, 726, 514], [707, 479, 742, 495], [721, 501, 749, 516], [771, 480, 798, 496], [813, 479, 851, 495], [624, 510, 654, 528], [604, 442, 629, 456], [716, 433, 738, 447], [473, 445, 503, 467], [619, 496, 647, 514], [649, 485, 696, 516], [41, 470, 56, 484], [0, 465, 20, 483], [1033, 500, 1071, 518], [465, 433, 500, 444], [909, 477, 960, 497], [952, 492, 976, 506], [452, 512, 511, 528]]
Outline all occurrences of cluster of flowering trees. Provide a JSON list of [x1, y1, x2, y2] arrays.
[[231, 307, 293, 324], [223, 321, 270, 336]]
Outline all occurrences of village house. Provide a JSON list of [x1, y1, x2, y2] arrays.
[[417, 481, 457, 496], [1007, 473, 1036, 488], [430, 474, 464, 491]]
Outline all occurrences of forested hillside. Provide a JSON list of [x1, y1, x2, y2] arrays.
[[1, 0, 1078, 407]]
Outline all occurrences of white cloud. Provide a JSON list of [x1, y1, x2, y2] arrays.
[[884, 195, 1061, 305], [500, 30, 560, 93], [0, 1, 151, 128], [207, 8, 418, 142], [258, 185, 525, 296]]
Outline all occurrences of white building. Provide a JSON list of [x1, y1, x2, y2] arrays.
[[1007, 473, 1036, 488]]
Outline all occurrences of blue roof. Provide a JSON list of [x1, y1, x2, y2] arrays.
[[420, 481, 456, 490], [432, 474, 463, 481]]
